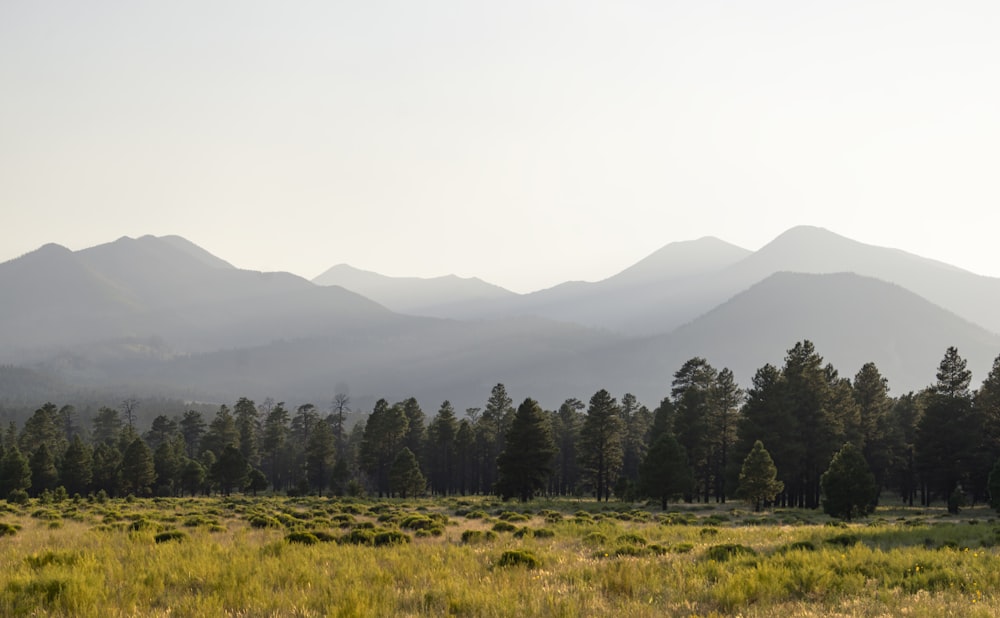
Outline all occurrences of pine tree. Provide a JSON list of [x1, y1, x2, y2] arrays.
[[120, 438, 156, 497], [821, 443, 877, 521], [61, 435, 92, 496], [28, 444, 59, 496], [736, 440, 784, 512], [639, 432, 691, 510], [0, 445, 32, 497], [495, 398, 557, 502], [360, 399, 408, 496], [917, 347, 980, 504], [427, 401, 459, 495], [578, 389, 623, 501], [389, 447, 426, 498], [213, 445, 248, 496]]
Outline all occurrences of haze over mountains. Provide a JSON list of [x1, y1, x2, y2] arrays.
[[2, 226, 999, 414]]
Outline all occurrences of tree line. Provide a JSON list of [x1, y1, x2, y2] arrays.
[[2, 341, 1000, 513]]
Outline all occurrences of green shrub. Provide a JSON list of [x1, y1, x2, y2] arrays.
[[286, 531, 320, 545], [492, 521, 517, 533], [582, 532, 608, 546], [339, 529, 375, 546], [498, 511, 530, 522], [533, 528, 555, 538], [7, 489, 29, 505], [461, 530, 497, 544], [248, 515, 281, 529], [497, 550, 541, 569], [704, 543, 757, 561], [0, 522, 19, 536], [824, 534, 860, 547], [154, 530, 189, 543], [373, 530, 411, 546], [617, 533, 648, 546]]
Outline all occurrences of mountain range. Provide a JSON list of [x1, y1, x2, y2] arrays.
[[2, 226, 998, 415]]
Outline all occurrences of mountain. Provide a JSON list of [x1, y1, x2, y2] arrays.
[[0, 235, 401, 359], [717, 226, 1000, 335], [3, 230, 1000, 416], [312, 264, 516, 318], [597, 272, 1000, 400]]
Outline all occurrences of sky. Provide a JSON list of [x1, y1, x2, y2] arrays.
[[2, 1, 998, 294]]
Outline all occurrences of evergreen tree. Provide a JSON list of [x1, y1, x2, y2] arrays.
[[260, 402, 291, 491], [736, 440, 784, 512], [305, 417, 335, 492], [853, 362, 894, 493], [153, 439, 183, 496], [245, 468, 269, 496], [389, 447, 426, 498], [360, 399, 408, 496], [455, 419, 477, 495], [578, 389, 623, 501], [201, 405, 240, 459], [91, 442, 122, 496], [401, 397, 426, 462], [213, 445, 248, 496], [28, 444, 59, 496], [711, 368, 743, 502], [916, 347, 980, 504], [234, 397, 261, 468], [639, 432, 691, 510], [19, 402, 63, 457], [495, 398, 557, 502], [120, 438, 156, 497], [179, 410, 206, 458], [672, 358, 718, 502], [144, 415, 179, 451], [427, 401, 459, 495], [619, 393, 652, 488], [553, 398, 584, 495], [821, 443, 878, 521], [783, 341, 839, 509], [478, 384, 514, 492], [976, 355, 1000, 471], [61, 435, 92, 496], [180, 458, 206, 497], [92, 407, 123, 446], [734, 364, 792, 505], [0, 445, 32, 497]]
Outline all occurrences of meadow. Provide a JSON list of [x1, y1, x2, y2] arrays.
[[1, 494, 999, 617]]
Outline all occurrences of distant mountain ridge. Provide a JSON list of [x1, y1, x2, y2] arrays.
[[2, 228, 999, 411], [315, 225, 1000, 337], [312, 264, 516, 317]]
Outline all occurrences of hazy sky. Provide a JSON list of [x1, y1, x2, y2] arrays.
[[2, 1, 998, 293]]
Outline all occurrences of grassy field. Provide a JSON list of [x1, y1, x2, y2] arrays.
[[1, 495, 999, 617]]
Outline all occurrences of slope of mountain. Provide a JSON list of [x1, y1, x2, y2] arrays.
[[466, 236, 754, 331], [598, 272, 1000, 401], [0, 235, 401, 359], [312, 264, 516, 317], [716, 226, 1000, 335]]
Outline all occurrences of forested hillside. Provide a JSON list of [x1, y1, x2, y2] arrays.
[[4, 343, 998, 516]]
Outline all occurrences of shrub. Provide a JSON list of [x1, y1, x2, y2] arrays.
[[7, 489, 29, 505], [286, 531, 320, 545], [248, 515, 281, 529], [373, 530, 411, 546], [533, 528, 555, 538], [339, 529, 375, 546], [497, 550, 541, 569], [461, 530, 497, 544], [617, 533, 648, 546], [824, 534, 860, 547], [582, 532, 608, 546], [154, 530, 188, 543], [704, 543, 757, 562], [492, 521, 517, 533], [0, 522, 19, 536]]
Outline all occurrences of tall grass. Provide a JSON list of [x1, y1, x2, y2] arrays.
[[0, 495, 998, 616]]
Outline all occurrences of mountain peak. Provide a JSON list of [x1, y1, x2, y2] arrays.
[[610, 236, 751, 284]]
